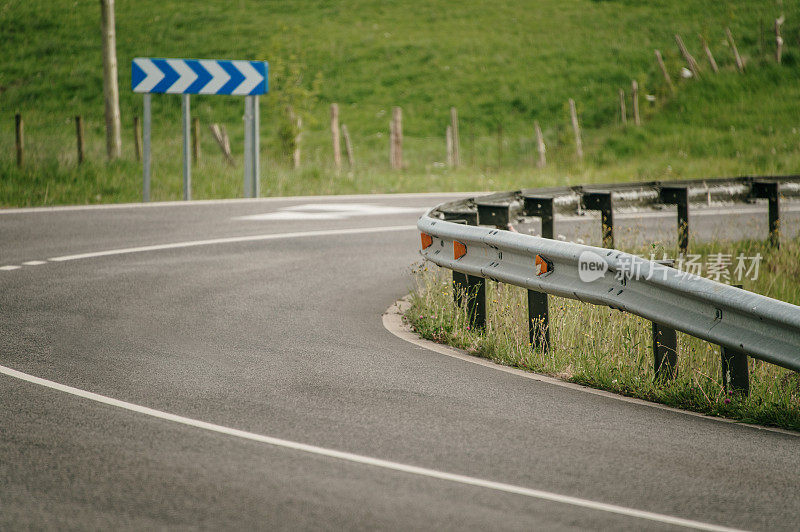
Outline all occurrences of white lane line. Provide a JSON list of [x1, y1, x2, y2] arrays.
[[48, 225, 417, 263], [0, 265, 21, 271], [22, 260, 47, 266], [0, 363, 742, 532]]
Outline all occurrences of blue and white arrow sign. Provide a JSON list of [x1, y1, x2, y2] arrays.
[[132, 58, 268, 95]]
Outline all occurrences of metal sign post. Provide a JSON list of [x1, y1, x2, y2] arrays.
[[132, 57, 268, 202], [142, 93, 151, 202], [182, 93, 191, 200]]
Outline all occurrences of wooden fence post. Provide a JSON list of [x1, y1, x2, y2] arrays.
[[341, 124, 355, 168], [631, 80, 640, 126], [391, 106, 402, 169], [209, 124, 235, 166], [726, 28, 745, 73], [534, 120, 546, 169], [75, 116, 84, 164], [389, 119, 395, 168], [497, 123, 503, 168], [675, 34, 700, 78], [100, 0, 122, 159], [331, 103, 341, 170], [619, 89, 627, 125], [569, 99, 583, 160], [191, 117, 200, 164], [446, 125, 454, 167], [654, 50, 675, 94], [775, 16, 785, 64], [293, 116, 302, 170], [450, 107, 460, 167], [133, 116, 142, 162], [15, 113, 24, 167], [699, 34, 719, 73]]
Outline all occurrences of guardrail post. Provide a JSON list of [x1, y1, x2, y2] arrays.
[[652, 259, 679, 381], [751, 181, 780, 248], [522, 196, 553, 352], [659, 186, 689, 254], [652, 323, 678, 380], [527, 290, 549, 352], [466, 213, 487, 330], [476, 202, 511, 229], [449, 220, 469, 309], [523, 196, 555, 239], [721, 346, 750, 396], [582, 192, 614, 248], [466, 274, 486, 329], [721, 284, 750, 396]]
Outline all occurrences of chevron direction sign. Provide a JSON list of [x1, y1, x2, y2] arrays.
[[132, 58, 268, 95]]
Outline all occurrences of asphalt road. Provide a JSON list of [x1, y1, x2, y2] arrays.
[[1, 193, 798, 531]]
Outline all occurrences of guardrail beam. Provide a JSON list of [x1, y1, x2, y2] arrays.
[[659, 186, 689, 254], [751, 181, 780, 248], [522, 196, 555, 239], [582, 192, 614, 248]]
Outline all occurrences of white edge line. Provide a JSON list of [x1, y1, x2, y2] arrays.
[[47, 225, 416, 262], [0, 191, 489, 215], [0, 362, 743, 532], [382, 298, 800, 439]]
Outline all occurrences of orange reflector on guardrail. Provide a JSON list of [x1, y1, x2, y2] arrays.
[[535, 254, 552, 275], [454, 241, 467, 260], [420, 233, 433, 250]]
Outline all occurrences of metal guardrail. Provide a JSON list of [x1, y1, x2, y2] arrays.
[[418, 175, 800, 394]]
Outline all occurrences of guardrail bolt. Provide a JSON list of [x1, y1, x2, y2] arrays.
[[659, 186, 689, 254], [582, 192, 614, 248], [527, 290, 550, 352], [751, 181, 780, 249], [523, 196, 555, 239], [721, 346, 750, 397], [652, 322, 678, 380]]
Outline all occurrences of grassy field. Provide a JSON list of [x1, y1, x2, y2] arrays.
[[407, 237, 800, 431], [1, 1, 799, 206]]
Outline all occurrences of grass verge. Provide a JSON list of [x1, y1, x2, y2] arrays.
[[405, 237, 800, 431]]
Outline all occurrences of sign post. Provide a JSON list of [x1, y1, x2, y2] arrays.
[[132, 58, 268, 201]]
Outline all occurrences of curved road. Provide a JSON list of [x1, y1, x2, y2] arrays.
[[1, 193, 798, 530]]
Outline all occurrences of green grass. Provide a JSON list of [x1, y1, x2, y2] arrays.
[[406, 237, 800, 431], [2, 1, 800, 206]]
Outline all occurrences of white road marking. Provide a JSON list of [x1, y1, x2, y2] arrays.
[[0, 363, 742, 532], [235, 203, 423, 222], [22, 260, 47, 266], [0, 265, 20, 271], [48, 225, 417, 263], [0, 191, 481, 215]]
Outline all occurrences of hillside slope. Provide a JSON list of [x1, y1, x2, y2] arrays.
[[1, 0, 798, 205]]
